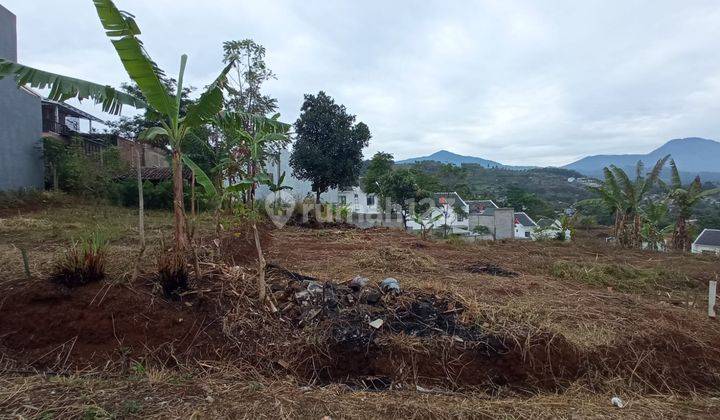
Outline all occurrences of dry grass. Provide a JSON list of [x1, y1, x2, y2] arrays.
[[354, 245, 438, 274], [2, 200, 720, 417], [1, 369, 719, 419]]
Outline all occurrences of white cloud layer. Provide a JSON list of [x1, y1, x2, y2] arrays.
[[5, 0, 720, 166]]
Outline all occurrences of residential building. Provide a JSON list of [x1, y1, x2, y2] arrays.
[[466, 199, 516, 239], [692, 229, 720, 255], [0, 5, 43, 191], [338, 186, 379, 215], [514, 212, 538, 239]]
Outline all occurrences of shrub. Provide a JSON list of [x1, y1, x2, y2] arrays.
[[51, 232, 107, 287]]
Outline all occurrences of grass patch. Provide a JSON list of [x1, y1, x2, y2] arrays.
[[550, 260, 696, 293]]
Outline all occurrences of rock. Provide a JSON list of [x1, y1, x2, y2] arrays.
[[350, 276, 370, 291], [380, 278, 401, 294]]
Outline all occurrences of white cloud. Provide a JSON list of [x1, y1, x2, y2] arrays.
[[5, 0, 720, 166]]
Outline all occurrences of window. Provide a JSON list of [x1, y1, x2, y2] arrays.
[[367, 195, 375, 206], [525, 232, 530, 238], [339, 196, 347, 205]]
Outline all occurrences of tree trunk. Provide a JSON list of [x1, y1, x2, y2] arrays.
[[172, 150, 189, 251], [674, 216, 688, 251], [253, 220, 267, 303], [315, 190, 321, 204]]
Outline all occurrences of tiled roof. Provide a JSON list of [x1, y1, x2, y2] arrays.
[[694, 229, 720, 247], [467, 199, 498, 214], [514, 212, 537, 227]]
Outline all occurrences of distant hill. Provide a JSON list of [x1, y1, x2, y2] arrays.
[[396, 150, 507, 168], [564, 137, 720, 181]]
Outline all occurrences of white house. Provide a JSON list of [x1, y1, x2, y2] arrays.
[[255, 147, 338, 202], [532, 218, 571, 241], [338, 186, 379, 215], [692, 229, 720, 255], [514, 212, 538, 239]]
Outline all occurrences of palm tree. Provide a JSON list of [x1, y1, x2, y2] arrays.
[[666, 160, 720, 251], [589, 156, 669, 247], [0, 0, 234, 252]]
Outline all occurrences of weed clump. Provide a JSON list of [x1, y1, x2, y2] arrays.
[[157, 252, 189, 299], [50, 232, 107, 287]]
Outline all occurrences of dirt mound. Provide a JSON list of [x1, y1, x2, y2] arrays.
[[0, 279, 228, 370]]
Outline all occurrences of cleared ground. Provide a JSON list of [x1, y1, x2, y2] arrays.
[[1, 194, 720, 418]]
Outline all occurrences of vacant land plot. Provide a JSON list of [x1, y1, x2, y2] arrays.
[[1, 196, 719, 418]]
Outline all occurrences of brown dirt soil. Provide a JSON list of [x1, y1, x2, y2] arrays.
[[0, 278, 229, 370]]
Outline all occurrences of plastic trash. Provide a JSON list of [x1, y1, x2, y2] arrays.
[[306, 281, 323, 295], [380, 278, 401, 294], [369, 318, 384, 329], [611, 396, 624, 408]]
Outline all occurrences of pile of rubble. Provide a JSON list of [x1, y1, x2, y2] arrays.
[[267, 264, 494, 346]]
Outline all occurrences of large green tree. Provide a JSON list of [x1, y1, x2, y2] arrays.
[[378, 168, 432, 229], [222, 39, 278, 116], [362, 152, 394, 195], [290, 91, 371, 202]]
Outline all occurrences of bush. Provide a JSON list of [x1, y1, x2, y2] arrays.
[[51, 232, 107, 287]]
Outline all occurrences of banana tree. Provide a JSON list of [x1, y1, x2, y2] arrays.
[[640, 201, 672, 251], [0, 0, 234, 252], [666, 160, 720, 251], [588, 156, 668, 247]]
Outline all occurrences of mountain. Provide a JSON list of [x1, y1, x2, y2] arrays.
[[396, 150, 507, 168], [564, 138, 720, 181]]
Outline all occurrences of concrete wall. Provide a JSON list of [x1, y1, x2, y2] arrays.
[[0, 5, 44, 191], [468, 209, 515, 239]]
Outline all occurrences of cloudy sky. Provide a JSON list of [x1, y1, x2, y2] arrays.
[[5, 0, 720, 166]]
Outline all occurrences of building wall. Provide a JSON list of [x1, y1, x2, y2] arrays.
[[255, 148, 338, 203], [338, 186, 379, 214], [0, 5, 43, 191], [493, 208, 515, 240], [117, 137, 170, 168], [692, 244, 720, 255], [515, 224, 533, 239], [468, 211, 515, 239]]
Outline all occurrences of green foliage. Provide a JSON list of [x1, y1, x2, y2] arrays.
[[290, 91, 371, 201], [222, 39, 278, 115], [504, 186, 554, 218], [575, 198, 613, 225], [472, 225, 491, 235], [362, 152, 394, 195], [46, 139, 128, 197]]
